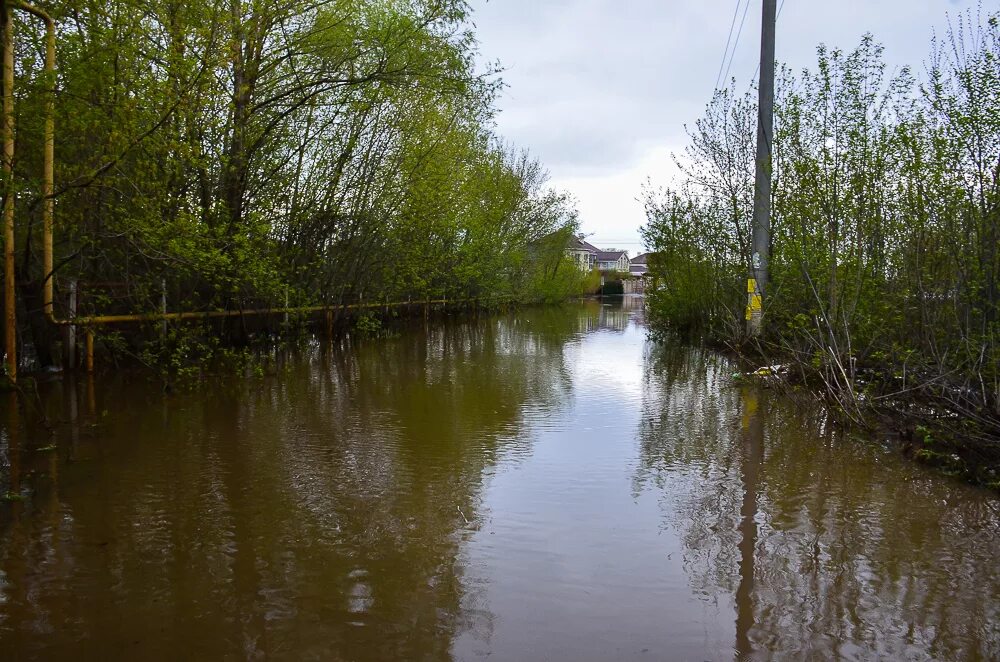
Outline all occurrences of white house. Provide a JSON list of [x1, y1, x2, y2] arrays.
[[567, 237, 600, 271], [595, 250, 630, 273]]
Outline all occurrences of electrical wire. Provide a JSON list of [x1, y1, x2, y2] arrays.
[[714, 0, 745, 92], [721, 0, 753, 89]]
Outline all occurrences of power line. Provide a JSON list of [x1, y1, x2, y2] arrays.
[[714, 0, 744, 92], [721, 0, 753, 89]]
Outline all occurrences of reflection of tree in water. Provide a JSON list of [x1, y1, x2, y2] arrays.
[[747, 400, 1000, 660], [634, 344, 745, 600], [636, 344, 1000, 660], [0, 307, 585, 660]]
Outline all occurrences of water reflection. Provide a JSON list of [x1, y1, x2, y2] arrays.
[[735, 386, 764, 659], [0, 308, 586, 660], [0, 301, 998, 660], [637, 343, 1000, 661]]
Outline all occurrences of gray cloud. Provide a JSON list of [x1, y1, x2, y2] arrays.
[[469, 0, 984, 242]]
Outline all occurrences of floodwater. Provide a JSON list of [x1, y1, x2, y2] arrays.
[[0, 298, 998, 661]]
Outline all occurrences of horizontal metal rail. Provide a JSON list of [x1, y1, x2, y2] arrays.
[[65, 295, 515, 373], [55, 296, 511, 327]]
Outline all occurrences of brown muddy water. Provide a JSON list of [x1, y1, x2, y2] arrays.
[[0, 298, 998, 661]]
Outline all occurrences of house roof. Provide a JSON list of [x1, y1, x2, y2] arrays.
[[631, 252, 650, 265], [595, 250, 627, 262], [568, 237, 600, 253]]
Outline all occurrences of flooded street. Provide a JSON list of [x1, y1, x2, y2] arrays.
[[1, 299, 998, 660]]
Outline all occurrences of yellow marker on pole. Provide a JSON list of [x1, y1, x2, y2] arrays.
[[746, 279, 762, 321]]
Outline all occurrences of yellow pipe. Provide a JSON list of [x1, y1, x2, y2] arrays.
[[3, 3, 16, 383], [1, 1, 55, 383], [12, 2, 56, 324], [68, 296, 509, 373], [39, 8, 54, 319], [55, 297, 501, 327]]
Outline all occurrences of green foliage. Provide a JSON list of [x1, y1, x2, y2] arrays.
[[641, 189, 742, 338], [642, 9, 1000, 435], [525, 268, 580, 303], [137, 324, 260, 382], [581, 268, 602, 295], [7, 0, 578, 370], [354, 313, 383, 338]]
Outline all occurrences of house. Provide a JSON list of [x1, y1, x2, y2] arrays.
[[595, 250, 630, 273], [630, 252, 650, 277], [567, 237, 600, 271]]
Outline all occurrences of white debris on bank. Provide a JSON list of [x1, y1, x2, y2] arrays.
[[752, 364, 787, 377]]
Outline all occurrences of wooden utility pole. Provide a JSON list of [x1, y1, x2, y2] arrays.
[[747, 0, 776, 338]]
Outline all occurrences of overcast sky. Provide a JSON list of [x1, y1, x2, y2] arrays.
[[468, 0, 979, 254]]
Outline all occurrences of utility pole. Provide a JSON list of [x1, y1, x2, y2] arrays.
[[747, 0, 776, 338]]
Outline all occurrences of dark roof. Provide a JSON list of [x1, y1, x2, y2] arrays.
[[568, 237, 600, 253], [595, 250, 627, 262], [630, 252, 650, 265]]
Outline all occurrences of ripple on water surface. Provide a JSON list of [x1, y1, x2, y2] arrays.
[[0, 299, 997, 661]]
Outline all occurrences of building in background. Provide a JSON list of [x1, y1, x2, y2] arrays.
[[595, 250, 630, 273], [567, 237, 600, 271], [629, 252, 649, 277]]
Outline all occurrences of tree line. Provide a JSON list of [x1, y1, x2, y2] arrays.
[[2, 0, 582, 369], [642, 9, 1000, 480]]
